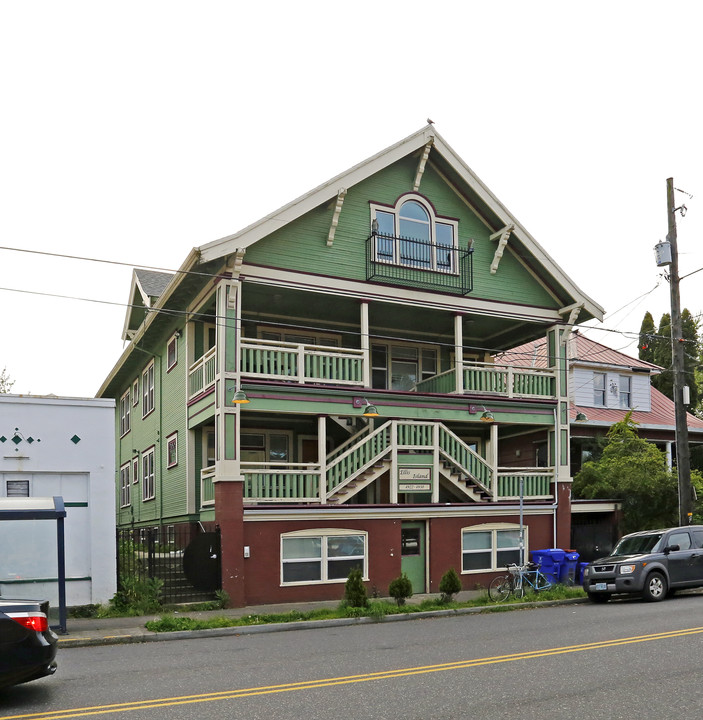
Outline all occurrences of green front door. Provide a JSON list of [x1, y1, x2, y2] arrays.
[[401, 522, 426, 594]]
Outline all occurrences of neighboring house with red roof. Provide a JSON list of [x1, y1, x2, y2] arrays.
[[497, 331, 703, 559], [498, 330, 703, 474]]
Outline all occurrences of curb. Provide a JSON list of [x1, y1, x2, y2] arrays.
[[58, 597, 589, 648]]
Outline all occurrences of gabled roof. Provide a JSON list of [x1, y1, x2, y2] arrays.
[[497, 330, 661, 373], [572, 386, 703, 434], [197, 125, 604, 323], [121, 269, 175, 341]]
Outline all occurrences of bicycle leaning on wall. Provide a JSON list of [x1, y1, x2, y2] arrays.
[[488, 561, 554, 602]]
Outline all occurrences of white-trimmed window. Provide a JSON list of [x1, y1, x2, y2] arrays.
[[461, 524, 523, 573], [119, 389, 131, 436], [142, 447, 155, 501], [132, 456, 139, 484], [167, 334, 178, 371], [372, 342, 438, 390], [119, 463, 131, 507], [281, 529, 367, 585], [593, 372, 606, 406], [619, 375, 631, 409], [370, 194, 458, 273], [241, 431, 291, 463], [166, 432, 178, 468], [256, 326, 340, 348], [132, 379, 139, 407], [142, 361, 155, 417]]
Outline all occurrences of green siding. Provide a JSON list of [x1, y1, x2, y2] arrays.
[[244, 154, 558, 308]]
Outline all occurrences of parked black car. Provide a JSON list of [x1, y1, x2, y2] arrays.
[[0, 598, 58, 689], [583, 525, 703, 603]]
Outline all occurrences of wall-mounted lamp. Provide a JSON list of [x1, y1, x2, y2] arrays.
[[229, 384, 250, 404], [173, 330, 181, 339], [575, 412, 588, 422], [469, 405, 494, 422], [353, 396, 379, 417]]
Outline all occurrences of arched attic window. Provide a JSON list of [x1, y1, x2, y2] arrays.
[[370, 195, 458, 273]]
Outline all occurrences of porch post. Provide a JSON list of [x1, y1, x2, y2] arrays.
[[432, 423, 440, 503], [489, 422, 499, 498], [318, 415, 327, 502], [390, 421, 398, 503], [454, 314, 464, 394], [360, 301, 370, 388], [215, 479, 246, 607], [547, 325, 572, 548]]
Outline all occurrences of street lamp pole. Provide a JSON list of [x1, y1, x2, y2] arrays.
[[665, 177, 692, 525]]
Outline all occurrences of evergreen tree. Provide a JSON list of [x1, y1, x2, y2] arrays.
[[638, 312, 656, 364], [651, 313, 672, 397]]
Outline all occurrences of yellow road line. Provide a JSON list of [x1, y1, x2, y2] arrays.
[[5, 625, 703, 720]]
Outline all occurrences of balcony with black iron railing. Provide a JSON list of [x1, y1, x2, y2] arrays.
[[366, 232, 473, 295]]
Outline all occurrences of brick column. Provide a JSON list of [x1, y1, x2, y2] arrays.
[[215, 480, 246, 607]]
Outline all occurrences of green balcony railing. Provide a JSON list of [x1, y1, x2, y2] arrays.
[[240, 338, 365, 386], [188, 347, 217, 399], [414, 362, 556, 399], [496, 469, 554, 498]]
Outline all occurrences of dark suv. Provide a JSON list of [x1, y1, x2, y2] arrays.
[[582, 525, 703, 603]]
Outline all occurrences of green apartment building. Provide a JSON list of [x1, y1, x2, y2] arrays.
[[99, 126, 603, 605]]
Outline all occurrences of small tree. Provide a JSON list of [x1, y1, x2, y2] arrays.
[[388, 573, 413, 606], [0, 367, 14, 394], [343, 567, 368, 608], [573, 413, 688, 533], [438, 568, 462, 604]]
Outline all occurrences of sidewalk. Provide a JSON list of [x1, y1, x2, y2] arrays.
[[57, 590, 502, 648]]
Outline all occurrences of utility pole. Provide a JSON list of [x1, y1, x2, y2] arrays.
[[666, 177, 692, 525]]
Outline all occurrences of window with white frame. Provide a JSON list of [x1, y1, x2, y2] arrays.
[[241, 431, 291, 463], [132, 379, 139, 406], [132, 456, 139, 484], [256, 326, 340, 348], [619, 375, 631, 408], [593, 372, 606, 406], [142, 361, 155, 417], [119, 463, 131, 507], [166, 432, 178, 468], [371, 343, 438, 390], [142, 447, 155, 501], [119, 389, 131, 436], [281, 530, 367, 584], [461, 524, 523, 572], [370, 195, 458, 273], [167, 334, 178, 371]]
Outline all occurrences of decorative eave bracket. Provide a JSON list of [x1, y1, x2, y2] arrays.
[[489, 224, 515, 274], [413, 138, 434, 192], [558, 303, 583, 345], [326, 188, 347, 247], [226, 248, 247, 279]]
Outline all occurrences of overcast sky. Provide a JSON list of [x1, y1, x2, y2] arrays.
[[1, 1, 702, 398]]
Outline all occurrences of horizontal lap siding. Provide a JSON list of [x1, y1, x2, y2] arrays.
[[243, 157, 560, 309]]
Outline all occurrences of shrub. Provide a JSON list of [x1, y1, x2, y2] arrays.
[[438, 568, 462, 604], [342, 567, 368, 608], [388, 573, 413, 606], [107, 576, 164, 616]]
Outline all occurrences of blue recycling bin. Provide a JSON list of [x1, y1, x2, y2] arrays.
[[577, 561, 589, 585], [531, 548, 566, 584], [559, 551, 580, 585]]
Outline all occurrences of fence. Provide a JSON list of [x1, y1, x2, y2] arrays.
[[116, 525, 221, 605]]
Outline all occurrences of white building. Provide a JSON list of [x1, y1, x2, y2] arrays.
[[0, 394, 116, 606]]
